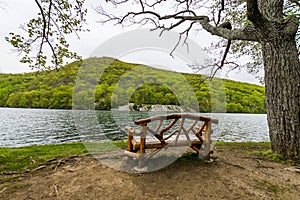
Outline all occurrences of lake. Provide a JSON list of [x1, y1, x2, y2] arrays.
[[0, 108, 269, 147]]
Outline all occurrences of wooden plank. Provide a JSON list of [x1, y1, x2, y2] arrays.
[[146, 142, 165, 149], [124, 150, 140, 159], [134, 113, 218, 125], [146, 140, 190, 148], [133, 139, 193, 149], [130, 141, 165, 149]]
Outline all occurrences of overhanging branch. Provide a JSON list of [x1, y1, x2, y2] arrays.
[[200, 18, 260, 42], [246, 0, 269, 30]]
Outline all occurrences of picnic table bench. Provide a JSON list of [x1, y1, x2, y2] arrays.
[[124, 113, 218, 168]]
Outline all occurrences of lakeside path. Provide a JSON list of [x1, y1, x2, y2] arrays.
[[0, 143, 299, 199]]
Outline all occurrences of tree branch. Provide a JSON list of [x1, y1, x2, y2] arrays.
[[100, 0, 268, 78], [246, 0, 269, 29], [200, 18, 260, 42], [216, 0, 225, 26], [34, 0, 59, 68], [291, 0, 300, 7]]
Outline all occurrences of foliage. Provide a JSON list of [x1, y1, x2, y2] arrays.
[[0, 57, 266, 113], [5, 0, 87, 70]]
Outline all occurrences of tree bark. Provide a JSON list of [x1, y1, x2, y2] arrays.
[[262, 32, 300, 160], [203, 0, 300, 160], [249, 0, 300, 160]]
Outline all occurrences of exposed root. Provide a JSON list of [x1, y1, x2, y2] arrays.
[[0, 187, 7, 194], [53, 184, 60, 200]]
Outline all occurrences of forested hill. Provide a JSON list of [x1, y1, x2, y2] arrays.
[[0, 57, 266, 113]]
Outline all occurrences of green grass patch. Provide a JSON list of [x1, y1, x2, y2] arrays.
[[0, 142, 88, 174], [215, 141, 271, 148], [84, 140, 127, 152], [175, 152, 203, 164], [0, 141, 128, 174], [267, 184, 280, 194], [1, 141, 283, 175], [257, 180, 280, 195], [7, 183, 30, 193], [251, 149, 284, 162]]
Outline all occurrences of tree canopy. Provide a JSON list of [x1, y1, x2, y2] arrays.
[[5, 0, 88, 70]]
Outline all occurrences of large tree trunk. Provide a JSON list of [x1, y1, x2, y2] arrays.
[[254, 0, 300, 160], [262, 38, 300, 160], [201, 0, 300, 160]]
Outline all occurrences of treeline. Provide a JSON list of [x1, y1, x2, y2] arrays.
[[0, 57, 266, 113]]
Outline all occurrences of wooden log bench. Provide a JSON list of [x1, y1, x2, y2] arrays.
[[124, 113, 218, 169]]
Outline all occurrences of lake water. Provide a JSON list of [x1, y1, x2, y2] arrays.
[[0, 108, 269, 147]]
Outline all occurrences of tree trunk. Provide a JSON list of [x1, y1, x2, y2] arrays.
[[262, 38, 300, 160]]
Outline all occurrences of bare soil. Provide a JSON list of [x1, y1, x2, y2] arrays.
[[1, 144, 299, 200]]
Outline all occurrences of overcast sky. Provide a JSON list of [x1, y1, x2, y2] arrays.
[[0, 0, 261, 85]]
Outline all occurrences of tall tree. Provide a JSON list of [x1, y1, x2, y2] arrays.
[[7, 0, 300, 160], [98, 0, 300, 160]]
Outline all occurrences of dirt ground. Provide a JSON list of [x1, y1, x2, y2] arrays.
[[1, 144, 299, 200]]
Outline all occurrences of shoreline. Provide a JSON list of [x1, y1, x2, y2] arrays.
[[0, 141, 272, 174], [1, 141, 299, 200]]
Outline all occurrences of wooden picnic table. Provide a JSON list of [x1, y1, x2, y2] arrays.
[[125, 113, 218, 169]]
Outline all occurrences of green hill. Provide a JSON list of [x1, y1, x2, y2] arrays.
[[0, 57, 266, 113]]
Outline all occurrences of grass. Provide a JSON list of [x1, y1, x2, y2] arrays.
[[215, 142, 296, 164], [257, 180, 281, 195], [84, 140, 127, 153], [252, 149, 284, 161], [215, 141, 292, 163], [0, 143, 87, 174], [175, 152, 203, 164], [6, 183, 30, 193], [215, 141, 271, 148], [0, 141, 287, 175], [0, 141, 127, 174]]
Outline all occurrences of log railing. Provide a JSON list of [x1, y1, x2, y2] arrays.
[[125, 113, 218, 168]]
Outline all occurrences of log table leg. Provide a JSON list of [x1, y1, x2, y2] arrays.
[[128, 131, 133, 152], [138, 124, 147, 169], [203, 121, 212, 160]]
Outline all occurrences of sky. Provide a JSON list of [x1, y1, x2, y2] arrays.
[[0, 0, 262, 85]]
